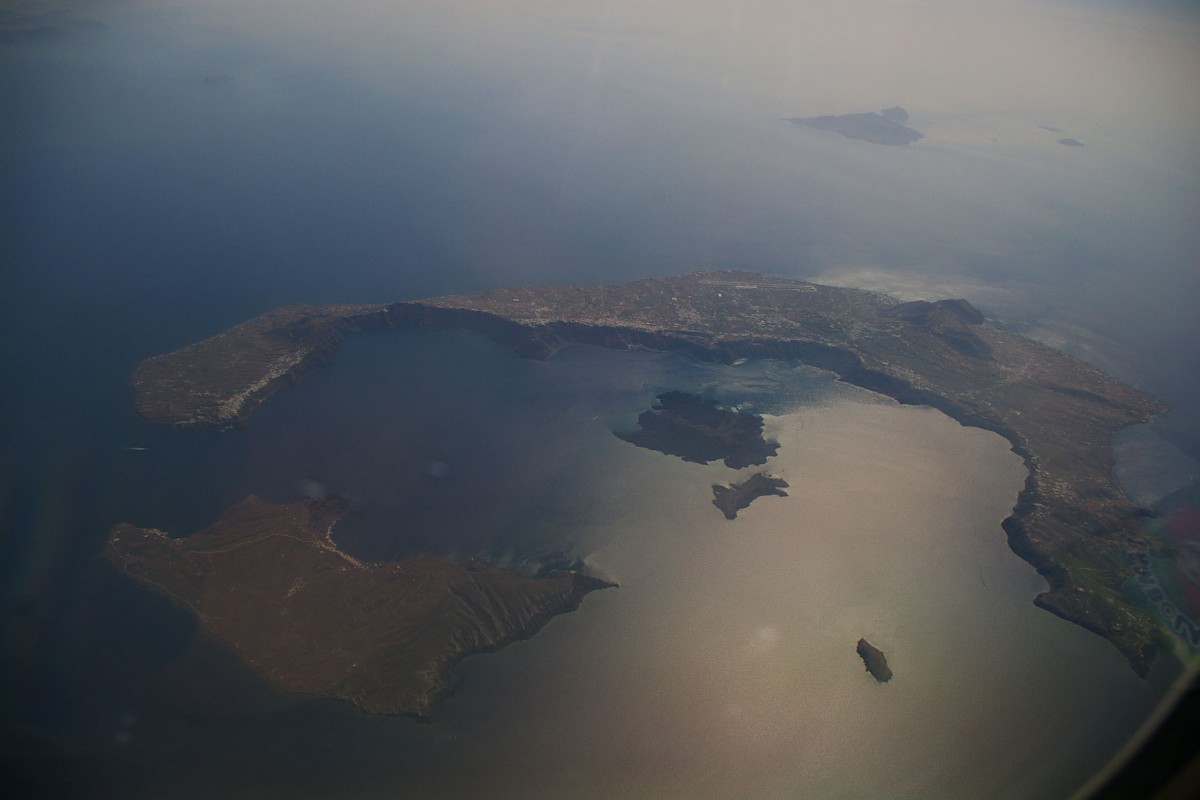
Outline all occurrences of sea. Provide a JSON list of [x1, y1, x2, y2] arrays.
[[0, 327, 1176, 799], [2, 1, 1198, 798]]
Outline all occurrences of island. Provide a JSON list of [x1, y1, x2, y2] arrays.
[[614, 391, 779, 468], [1058, 137, 1085, 147], [104, 495, 613, 720], [129, 269, 1169, 676], [712, 473, 789, 520], [787, 107, 923, 145], [856, 638, 893, 682]]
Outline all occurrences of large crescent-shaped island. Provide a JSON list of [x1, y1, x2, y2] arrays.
[[116, 270, 1170, 710]]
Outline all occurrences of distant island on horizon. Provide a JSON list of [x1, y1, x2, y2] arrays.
[[118, 269, 1173, 713], [788, 106, 923, 145]]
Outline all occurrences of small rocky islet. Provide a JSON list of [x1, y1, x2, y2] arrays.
[[856, 638, 893, 683], [712, 473, 789, 520], [614, 391, 779, 469]]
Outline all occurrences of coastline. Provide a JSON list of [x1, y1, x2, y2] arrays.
[[125, 271, 1170, 675]]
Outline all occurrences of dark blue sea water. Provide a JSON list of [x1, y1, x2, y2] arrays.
[[239, 330, 835, 564], [0, 319, 851, 797], [3, 0, 1199, 797]]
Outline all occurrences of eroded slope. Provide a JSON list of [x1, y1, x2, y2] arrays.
[[105, 496, 612, 719]]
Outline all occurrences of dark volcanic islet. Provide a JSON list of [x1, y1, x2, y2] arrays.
[[712, 472, 789, 520], [614, 391, 779, 469], [857, 638, 893, 682]]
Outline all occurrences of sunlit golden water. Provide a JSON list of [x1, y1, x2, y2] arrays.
[[417, 367, 1167, 799]]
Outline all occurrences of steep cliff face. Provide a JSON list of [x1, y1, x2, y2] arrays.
[[132, 304, 392, 428], [105, 496, 613, 719]]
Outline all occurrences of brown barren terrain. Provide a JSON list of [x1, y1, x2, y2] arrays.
[[105, 496, 612, 719]]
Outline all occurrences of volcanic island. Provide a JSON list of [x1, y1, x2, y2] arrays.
[[107, 495, 613, 720], [118, 270, 1170, 709], [615, 390, 779, 469], [712, 473, 790, 520]]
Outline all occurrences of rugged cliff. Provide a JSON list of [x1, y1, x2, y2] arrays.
[[105, 495, 613, 719]]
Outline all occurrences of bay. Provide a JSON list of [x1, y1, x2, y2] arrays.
[[73, 328, 1164, 799]]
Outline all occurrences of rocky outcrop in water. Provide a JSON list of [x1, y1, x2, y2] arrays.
[[856, 638, 893, 682], [614, 391, 779, 469], [712, 473, 789, 519]]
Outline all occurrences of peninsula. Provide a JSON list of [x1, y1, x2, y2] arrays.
[[130, 270, 1169, 675], [105, 495, 613, 720], [712, 473, 789, 520]]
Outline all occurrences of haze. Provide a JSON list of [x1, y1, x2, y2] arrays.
[[1, 0, 1198, 797]]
